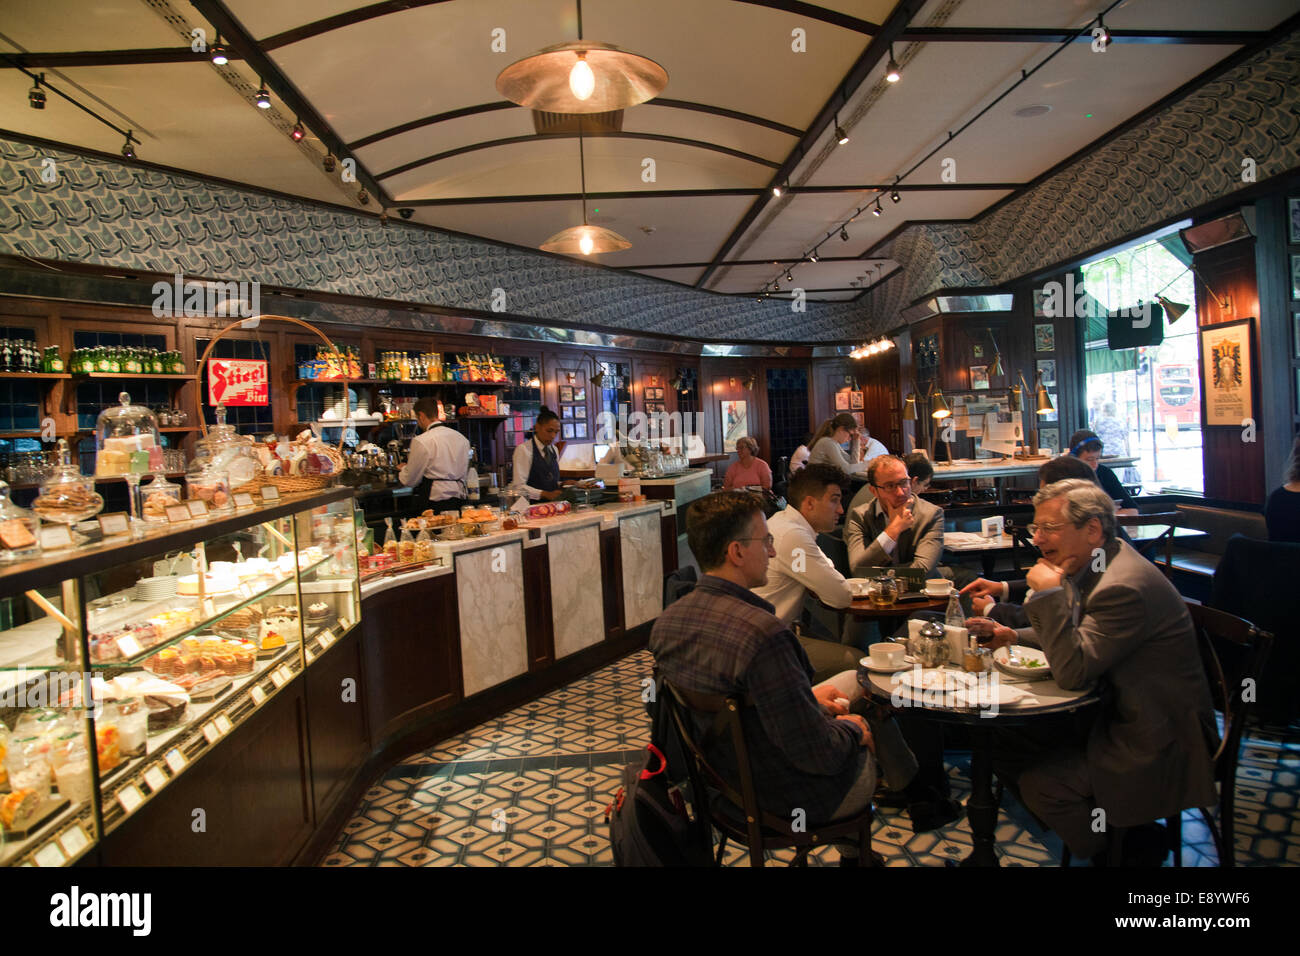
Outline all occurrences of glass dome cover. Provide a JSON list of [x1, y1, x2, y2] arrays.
[[190, 404, 261, 488], [94, 391, 162, 477], [0, 479, 41, 561], [140, 473, 182, 522], [34, 438, 103, 526]]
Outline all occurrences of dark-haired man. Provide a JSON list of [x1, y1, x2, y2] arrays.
[[844, 455, 944, 576], [398, 396, 470, 513], [650, 491, 958, 850], [510, 408, 565, 502]]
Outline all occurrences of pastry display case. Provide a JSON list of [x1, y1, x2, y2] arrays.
[[0, 488, 359, 866]]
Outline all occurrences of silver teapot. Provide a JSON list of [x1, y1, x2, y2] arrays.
[[914, 619, 950, 668]]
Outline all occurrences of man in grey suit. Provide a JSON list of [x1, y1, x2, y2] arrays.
[[972, 479, 1217, 864], [843, 455, 944, 577]]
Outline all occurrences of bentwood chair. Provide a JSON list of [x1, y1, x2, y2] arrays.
[[1117, 511, 1183, 579], [660, 679, 878, 867], [1059, 602, 1271, 867]]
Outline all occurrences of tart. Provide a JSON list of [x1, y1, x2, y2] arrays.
[[0, 789, 40, 829]]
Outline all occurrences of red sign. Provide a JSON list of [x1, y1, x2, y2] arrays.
[[208, 359, 269, 407]]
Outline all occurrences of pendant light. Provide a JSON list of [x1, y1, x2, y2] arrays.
[[496, 0, 667, 114], [540, 119, 632, 256], [1034, 373, 1054, 415], [902, 391, 918, 421], [931, 387, 951, 419]]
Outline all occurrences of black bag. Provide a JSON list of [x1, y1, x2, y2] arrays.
[[606, 742, 713, 867]]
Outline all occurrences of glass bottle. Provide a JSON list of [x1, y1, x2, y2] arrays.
[[945, 592, 966, 628], [171, 351, 186, 374]]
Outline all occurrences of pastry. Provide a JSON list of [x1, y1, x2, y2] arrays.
[[144, 694, 187, 732], [176, 572, 238, 596], [95, 725, 121, 772], [306, 602, 335, 626], [0, 789, 40, 829], [0, 518, 37, 550], [32, 486, 99, 522]]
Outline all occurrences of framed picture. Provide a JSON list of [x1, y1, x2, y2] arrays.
[[574, 387, 586, 401], [560, 385, 573, 403], [1037, 359, 1057, 387], [1293, 312, 1300, 360], [721, 400, 748, 452], [850, 391, 864, 409], [561, 405, 574, 419], [1038, 426, 1060, 456], [1292, 254, 1300, 300], [562, 423, 575, 439], [969, 365, 989, 390], [575, 405, 586, 419], [1033, 289, 1049, 318], [1034, 323, 1056, 353], [1200, 318, 1254, 426], [835, 388, 851, 411], [574, 422, 587, 439], [1289, 197, 1300, 244]]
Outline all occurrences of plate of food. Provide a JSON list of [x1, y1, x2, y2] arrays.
[[993, 645, 1051, 679]]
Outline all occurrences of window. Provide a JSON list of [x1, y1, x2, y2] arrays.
[[1080, 230, 1203, 495]]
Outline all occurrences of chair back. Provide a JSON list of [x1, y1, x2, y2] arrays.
[[1184, 602, 1273, 783], [816, 533, 852, 578], [663, 566, 698, 608]]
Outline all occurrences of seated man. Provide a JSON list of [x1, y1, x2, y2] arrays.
[[973, 479, 1218, 865], [846, 450, 933, 515], [753, 464, 858, 680], [650, 491, 959, 852], [843, 455, 943, 577]]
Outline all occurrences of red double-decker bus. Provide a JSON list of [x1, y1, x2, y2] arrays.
[[1154, 363, 1199, 427]]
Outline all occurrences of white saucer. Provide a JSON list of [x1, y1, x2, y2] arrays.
[[860, 657, 912, 674], [923, 589, 954, 599]]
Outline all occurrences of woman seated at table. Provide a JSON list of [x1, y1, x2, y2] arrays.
[[1067, 429, 1138, 515], [722, 436, 772, 490], [807, 413, 867, 475], [1265, 435, 1300, 543]]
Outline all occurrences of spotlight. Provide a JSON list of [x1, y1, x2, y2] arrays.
[[774, 280, 780, 291], [357, 188, 369, 205], [121, 130, 136, 159], [398, 207, 414, 220], [210, 39, 228, 66], [291, 120, 305, 141], [890, 189, 901, 203], [772, 182, 786, 198], [809, 249, 819, 263], [840, 227, 849, 242], [1094, 16, 1111, 50], [28, 74, 45, 110], [835, 114, 849, 146], [323, 153, 336, 173], [885, 45, 901, 83], [255, 82, 271, 109], [785, 270, 793, 282], [871, 201, 882, 217]]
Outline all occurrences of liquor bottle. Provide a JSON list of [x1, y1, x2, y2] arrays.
[[171, 351, 186, 374], [399, 352, 410, 381]]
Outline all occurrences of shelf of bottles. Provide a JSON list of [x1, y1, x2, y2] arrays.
[[69, 348, 187, 377]]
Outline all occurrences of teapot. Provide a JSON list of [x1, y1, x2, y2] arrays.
[[914, 619, 949, 668]]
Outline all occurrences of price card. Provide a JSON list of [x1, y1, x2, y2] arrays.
[[260, 485, 280, 501], [164, 748, 187, 774], [165, 504, 191, 524], [143, 766, 168, 792], [318, 631, 334, 649], [202, 721, 221, 744], [270, 669, 287, 688], [115, 633, 142, 658], [277, 664, 294, 684], [117, 785, 144, 813], [97, 512, 130, 536], [34, 842, 67, 868], [40, 525, 73, 549], [305, 648, 316, 664], [58, 827, 90, 858], [215, 714, 233, 735], [186, 500, 209, 519], [234, 492, 255, 509], [250, 685, 267, 705]]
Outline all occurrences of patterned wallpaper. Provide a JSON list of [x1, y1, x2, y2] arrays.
[[0, 31, 1297, 342]]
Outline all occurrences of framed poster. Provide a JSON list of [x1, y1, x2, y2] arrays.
[[1290, 197, 1300, 244], [1199, 318, 1254, 426], [562, 423, 575, 439], [1293, 312, 1300, 359], [1038, 426, 1060, 456], [1036, 359, 1057, 387], [575, 405, 586, 419], [835, 388, 851, 411], [561, 405, 574, 419], [207, 358, 268, 406], [1292, 254, 1300, 300], [575, 422, 587, 439], [850, 391, 864, 409], [1034, 324, 1056, 353], [574, 387, 586, 401], [721, 400, 748, 452], [969, 366, 989, 390], [560, 385, 573, 403]]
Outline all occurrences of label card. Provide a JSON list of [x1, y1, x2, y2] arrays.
[[58, 827, 90, 858], [270, 669, 287, 688], [34, 843, 67, 868], [117, 785, 144, 813], [115, 633, 142, 658], [214, 714, 233, 734], [186, 500, 209, 519], [164, 749, 187, 774], [234, 492, 255, 509], [277, 664, 294, 685], [165, 504, 191, 524], [250, 685, 267, 705], [318, 631, 334, 649], [201, 721, 221, 744], [143, 766, 168, 792], [40, 525, 73, 549], [305, 648, 316, 664], [260, 485, 280, 501], [97, 513, 129, 536]]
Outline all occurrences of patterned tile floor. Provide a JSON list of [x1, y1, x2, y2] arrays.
[[322, 650, 1300, 867]]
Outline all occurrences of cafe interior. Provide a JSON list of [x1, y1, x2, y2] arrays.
[[0, 0, 1298, 870]]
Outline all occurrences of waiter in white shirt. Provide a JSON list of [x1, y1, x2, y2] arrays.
[[398, 397, 471, 513], [509, 408, 566, 502]]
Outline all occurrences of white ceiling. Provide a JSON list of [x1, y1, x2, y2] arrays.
[[2, 0, 1297, 305]]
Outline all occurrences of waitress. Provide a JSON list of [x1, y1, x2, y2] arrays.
[[398, 397, 470, 513], [510, 408, 566, 502]]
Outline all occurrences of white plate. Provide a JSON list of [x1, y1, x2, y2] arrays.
[[859, 656, 911, 674], [994, 645, 1051, 679], [923, 588, 954, 598], [896, 668, 977, 693]]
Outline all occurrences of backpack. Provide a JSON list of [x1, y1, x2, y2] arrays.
[[606, 741, 714, 867]]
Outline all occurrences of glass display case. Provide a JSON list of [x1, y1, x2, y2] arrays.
[[0, 489, 359, 866]]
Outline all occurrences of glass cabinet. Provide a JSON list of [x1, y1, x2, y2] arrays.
[[0, 489, 359, 866]]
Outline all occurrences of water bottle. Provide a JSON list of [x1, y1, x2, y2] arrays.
[[945, 592, 966, 628]]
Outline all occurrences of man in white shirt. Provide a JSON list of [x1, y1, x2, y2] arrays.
[[752, 464, 858, 681], [859, 426, 889, 466], [509, 408, 566, 502], [398, 397, 470, 513]]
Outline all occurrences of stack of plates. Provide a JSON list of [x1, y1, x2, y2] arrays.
[[136, 575, 177, 601]]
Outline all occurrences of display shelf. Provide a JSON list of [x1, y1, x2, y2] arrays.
[[73, 373, 192, 380], [0, 372, 72, 380], [0, 793, 97, 869], [292, 377, 508, 388]]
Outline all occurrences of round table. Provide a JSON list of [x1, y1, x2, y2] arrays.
[[859, 663, 1099, 866], [845, 595, 948, 619]]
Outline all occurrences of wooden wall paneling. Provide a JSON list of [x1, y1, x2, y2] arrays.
[[304, 627, 371, 823], [1252, 194, 1300, 487], [523, 540, 555, 669], [600, 527, 624, 640]]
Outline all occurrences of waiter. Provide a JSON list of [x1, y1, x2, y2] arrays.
[[398, 397, 470, 513], [510, 408, 566, 502]]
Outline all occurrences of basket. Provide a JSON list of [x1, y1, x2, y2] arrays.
[[268, 474, 337, 493]]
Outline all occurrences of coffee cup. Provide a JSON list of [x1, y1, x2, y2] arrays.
[[924, 578, 953, 596], [868, 642, 906, 668]]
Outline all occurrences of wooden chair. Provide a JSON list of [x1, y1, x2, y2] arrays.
[[660, 679, 877, 867], [1117, 511, 1183, 580], [1059, 602, 1271, 867]]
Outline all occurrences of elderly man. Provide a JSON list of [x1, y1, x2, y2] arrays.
[[973, 479, 1218, 864], [650, 491, 958, 857], [843, 454, 944, 577]]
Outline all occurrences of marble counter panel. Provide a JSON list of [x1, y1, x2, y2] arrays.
[[359, 563, 453, 600], [619, 510, 663, 630], [548, 524, 605, 659], [454, 540, 528, 697]]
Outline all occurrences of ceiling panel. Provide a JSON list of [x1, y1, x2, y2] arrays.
[[626, 266, 707, 286], [708, 258, 898, 295], [0, 0, 183, 51], [942, 0, 1299, 31]]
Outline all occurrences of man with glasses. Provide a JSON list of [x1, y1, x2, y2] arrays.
[[844, 455, 944, 577]]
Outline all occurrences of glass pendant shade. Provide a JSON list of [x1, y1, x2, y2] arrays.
[[540, 223, 632, 255], [497, 41, 667, 114]]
